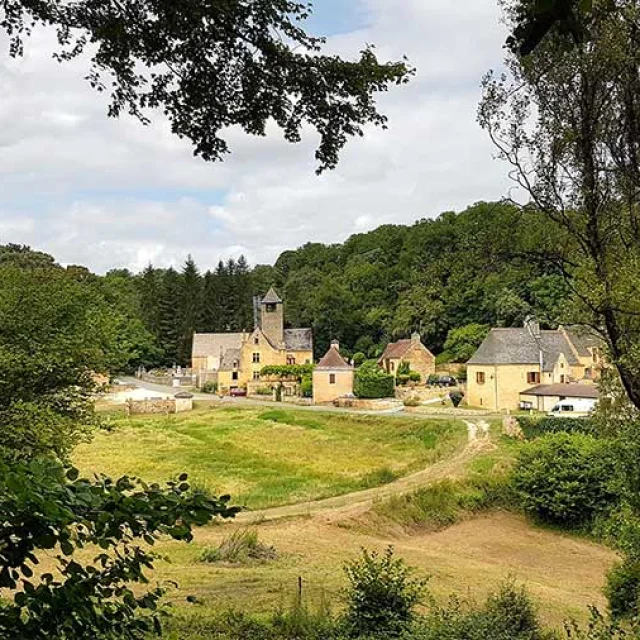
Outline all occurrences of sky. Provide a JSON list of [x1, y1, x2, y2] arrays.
[[0, 0, 512, 274]]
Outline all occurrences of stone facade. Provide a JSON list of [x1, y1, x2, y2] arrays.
[[192, 288, 313, 392], [378, 333, 436, 384], [467, 323, 604, 411], [126, 394, 193, 415], [313, 341, 354, 404]]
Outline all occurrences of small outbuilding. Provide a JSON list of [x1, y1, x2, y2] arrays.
[[313, 341, 354, 404], [378, 333, 435, 384], [519, 383, 599, 412]]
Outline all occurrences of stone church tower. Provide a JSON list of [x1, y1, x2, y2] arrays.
[[260, 287, 284, 348]]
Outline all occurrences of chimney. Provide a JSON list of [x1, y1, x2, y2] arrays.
[[411, 332, 421, 345], [331, 339, 340, 352]]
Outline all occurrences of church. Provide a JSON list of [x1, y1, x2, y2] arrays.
[[191, 288, 313, 392]]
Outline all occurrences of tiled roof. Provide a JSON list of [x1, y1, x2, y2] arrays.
[[220, 348, 241, 371], [468, 328, 580, 371], [563, 325, 603, 358], [192, 333, 243, 358], [521, 383, 600, 399], [379, 339, 412, 361], [261, 287, 283, 304], [284, 328, 313, 352], [316, 346, 352, 370]]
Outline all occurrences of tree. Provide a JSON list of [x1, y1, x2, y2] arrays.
[[480, 0, 640, 409], [177, 256, 203, 364], [0, 263, 124, 462], [156, 268, 181, 365], [443, 324, 490, 363], [1, 0, 412, 172]]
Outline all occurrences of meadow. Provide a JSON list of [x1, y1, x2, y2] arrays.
[[74, 404, 468, 509]]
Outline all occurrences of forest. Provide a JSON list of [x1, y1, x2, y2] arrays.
[[0, 200, 570, 370]]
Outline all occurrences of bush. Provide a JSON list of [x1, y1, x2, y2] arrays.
[[449, 390, 464, 408], [354, 362, 395, 399], [353, 352, 366, 367], [409, 371, 421, 383], [403, 397, 421, 408], [343, 547, 427, 638], [301, 376, 313, 398], [513, 433, 621, 527], [396, 374, 411, 386], [255, 387, 274, 396], [516, 416, 596, 439], [202, 380, 218, 394], [427, 374, 439, 387], [200, 529, 277, 565], [605, 556, 640, 619]]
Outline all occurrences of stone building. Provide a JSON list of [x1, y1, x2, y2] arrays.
[[467, 321, 604, 411], [313, 341, 354, 404], [378, 333, 436, 384], [192, 287, 313, 392]]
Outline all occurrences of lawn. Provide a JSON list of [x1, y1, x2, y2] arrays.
[[74, 405, 468, 509]]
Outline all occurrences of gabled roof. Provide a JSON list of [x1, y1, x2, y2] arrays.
[[521, 383, 599, 399], [468, 328, 580, 371], [284, 328, 313, 352], [563, 325, 603, 358], [261, 287, 282, 304], [220, 348, 241, 371], [379, 339, 412, 361], [192, 333, 243, 358], [316, 346, 352, 370]]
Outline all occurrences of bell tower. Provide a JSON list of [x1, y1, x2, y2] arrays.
[[260, 287, 284, 347]]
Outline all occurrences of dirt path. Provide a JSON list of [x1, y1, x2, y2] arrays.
[[237, 424, 495, 524]]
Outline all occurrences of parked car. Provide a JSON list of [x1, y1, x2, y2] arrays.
[[436, 375, 457, 388], [229, 387, 247, 397]]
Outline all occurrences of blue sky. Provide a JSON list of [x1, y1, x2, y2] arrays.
[[0, 0, 511, 273]]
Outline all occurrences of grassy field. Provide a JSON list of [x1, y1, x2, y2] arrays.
[[74, 405, 468, 509]]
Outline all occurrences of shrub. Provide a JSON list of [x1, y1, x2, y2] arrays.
[[354, 361, 395, 399], [301, 376, 313, 398], [202, 380, 218, 394], [403, 397, 421, 408], [343, 547, 427, 638], [255, 386, 274, 396], [200, 529, 277, 565], [427, 374, 439, 387], [397, 361, 411, 377], [605, 556, 640, 619], [409, 371, 421, 383], [513, 433, 621, 527], [449, 390, 464, 408], [516, 416, 596, 439], [396, 374, 411, 386], [352, 352, 366, 367]]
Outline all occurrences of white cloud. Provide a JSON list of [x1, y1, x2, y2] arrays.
[[0, 1, 512, 273]]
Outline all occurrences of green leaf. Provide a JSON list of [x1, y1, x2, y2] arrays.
[[579, 0, 593, 12], [66, 467, 79, 481]]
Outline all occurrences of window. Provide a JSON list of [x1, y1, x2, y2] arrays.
[[254, 337, 259, 345], [476, 372, 486, 385], [305, 359, 311, 365], [266, 303, 276, 313], [232, 372, 238, 381], [560, 374, 566, 383], [253, 353, 260, 363], [527, 372, 540, 385], [253, 371, 260, 380], [390, 362, 395, 372], [585, 368, 593, 379], [287, 356, 296, 365], [329, 374, 336, 385]]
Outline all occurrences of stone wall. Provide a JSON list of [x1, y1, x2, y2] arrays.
[[126, 397, 193, 415]]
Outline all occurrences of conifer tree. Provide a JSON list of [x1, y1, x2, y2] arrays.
[[157, 268, 181, 365], [177, 256, 203, 365]]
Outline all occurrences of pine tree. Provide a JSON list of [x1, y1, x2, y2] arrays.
[[177, 256, 203, 365], [157, 268, 181, 366], [139, 264, 161, 337], [235, 255, 254, 331]]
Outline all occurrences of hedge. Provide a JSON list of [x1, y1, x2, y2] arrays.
[[516, 416, 596, 440], [354, 364, 395, 399]]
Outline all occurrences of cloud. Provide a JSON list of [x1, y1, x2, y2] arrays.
[[0, 1, 512, 274]]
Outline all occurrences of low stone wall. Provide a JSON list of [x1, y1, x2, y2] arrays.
[[126, 397, 193, 415], [331, 397, 402, 411]]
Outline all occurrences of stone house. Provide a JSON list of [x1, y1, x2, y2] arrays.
[[467, 321, 604, 411], [192, 287, 313, 392], [313, 341, 354, 404], [378, 333, 436, 384]]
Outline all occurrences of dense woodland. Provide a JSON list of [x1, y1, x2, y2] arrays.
[[0, 200, 569, 370]]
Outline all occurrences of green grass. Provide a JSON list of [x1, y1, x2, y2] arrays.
[[75, 406, 467, 509]]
